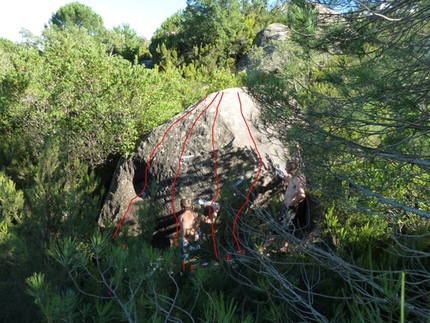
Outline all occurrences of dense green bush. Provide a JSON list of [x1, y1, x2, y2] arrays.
[[150, 0, 278, 73], [1, 28, 204, 167]]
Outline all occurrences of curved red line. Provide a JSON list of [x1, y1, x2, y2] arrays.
[[171, 92, 221, 246], [209, 92, 224, 260], [112, 95, 208, 240], [232, 92, 263, 253]]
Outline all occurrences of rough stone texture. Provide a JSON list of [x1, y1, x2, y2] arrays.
[[236, 23, 290, 74], [99, 88, 288, 246], [314, 3, 341, 17], [253, 23, 290, 49], [237, 5, 341, 74]]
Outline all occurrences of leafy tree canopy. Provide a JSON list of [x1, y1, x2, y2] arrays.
[[0, 38, 16, 80], [106, 23, 149, 63], [150, 0, 277, 71], [246, 0, 430, 219], [1, 27, 206, 168], [47, 1, 105, 35]]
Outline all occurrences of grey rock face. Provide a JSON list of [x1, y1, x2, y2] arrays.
[[237, 23, 290, 74], [99, 88, 287, 246], [237, 4, 341, 74], [253, 23, 289, 48]]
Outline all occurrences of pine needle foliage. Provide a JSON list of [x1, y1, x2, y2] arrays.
[[243, 0, 430, 321]]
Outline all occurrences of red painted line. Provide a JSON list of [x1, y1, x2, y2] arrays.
[[113, 90, 260, 260], [208, 92, 224, 260], [171, 92, 221, 246], [112, 95, 208, 240], [232, 92, 263, 253]]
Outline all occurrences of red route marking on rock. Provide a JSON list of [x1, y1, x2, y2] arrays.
[[208, 92, 223, 260], [232, 92, 263, 254], [113, 91, 260, 260], [171, 92, 222, 247], [111, 95, 208, 240]]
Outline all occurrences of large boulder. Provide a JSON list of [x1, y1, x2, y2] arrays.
[[253, 23, 290, 49], [99, 88, 288, 246], [236, 23, 290, 74], [237, 5, 341, 74]]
